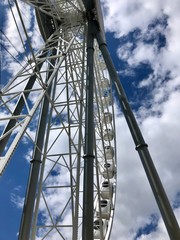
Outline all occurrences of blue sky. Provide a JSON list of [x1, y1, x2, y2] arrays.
[[102, 0, 180, 239], [1, 0, 180, 239]]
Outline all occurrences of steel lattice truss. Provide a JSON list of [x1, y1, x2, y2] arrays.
[[0, 1, 117, 239], [1, 1, 179, 239]]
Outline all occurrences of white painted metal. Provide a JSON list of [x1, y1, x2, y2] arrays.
[[100, 181, 113, 199], [100, 160, 115, 179], [93, 219, 108, 239], [103, 128, 114, 141], [101, 78, 110, 89], [0, 1, 117, 239], [102, 112, 112, 124], [96, 199, 111, 219], [102, 95, 112, 106], [105, 146, 114, 159]]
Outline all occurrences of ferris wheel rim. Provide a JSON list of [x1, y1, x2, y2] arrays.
[[1, 1, 117, 240]]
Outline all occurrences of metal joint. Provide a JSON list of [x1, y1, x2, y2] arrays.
[[83, 154, 95, 159], [30, 159, 42, 163], [86, 9, 96, 21], [135, 143, 148, 150], [98, 41, 107, 49], [86, 46, 94, 51]]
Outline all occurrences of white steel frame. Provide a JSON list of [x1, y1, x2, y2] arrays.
[[0, 1, 117, 239]]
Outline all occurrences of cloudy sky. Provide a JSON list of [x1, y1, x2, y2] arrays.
[[101, 0, 180, 239], [0, 0, 180, 239]]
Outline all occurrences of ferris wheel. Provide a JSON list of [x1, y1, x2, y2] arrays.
[[1, 1, 180, 240], [0, 1, 116, 239]]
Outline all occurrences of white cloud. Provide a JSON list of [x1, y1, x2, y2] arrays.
[[137, 208, 180, 239], [101, 0, 180, 239], [5, 2, 31, 55], [3, 1, 43, 78], [128, 43, 157, 66], [10, 186, 25, 209], [110, 92, 180, 239], [11, 193, 25, 209], [101, 0, 163, 37], [1, 0, 180, 239], [103, 0, 180, 92]]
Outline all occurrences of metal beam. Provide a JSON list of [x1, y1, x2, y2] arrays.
[[18, 47, 57, 240], [95, 28, 180, 240], [0, 51, 47, 156], [82, 19, 95, 240]]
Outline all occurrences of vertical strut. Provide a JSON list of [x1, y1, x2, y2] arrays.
[[95, 29, 180, 239], [82, 19, 95, 240], [18, 48, 57, 240], [0, 51, 47, 156]]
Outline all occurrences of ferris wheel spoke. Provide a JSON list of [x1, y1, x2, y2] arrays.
[[0, 30, 83, 173], [1, 1, 117, 239]]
